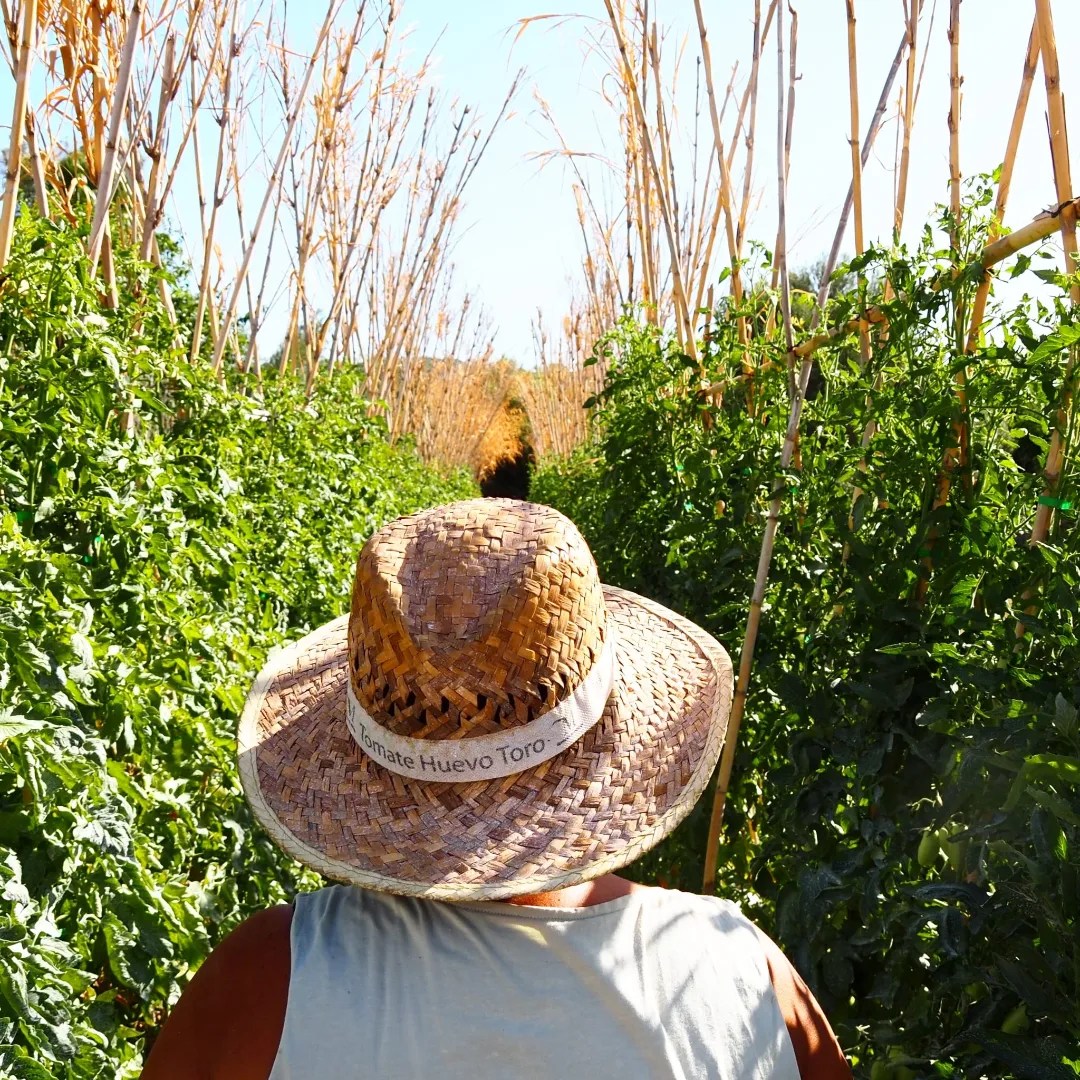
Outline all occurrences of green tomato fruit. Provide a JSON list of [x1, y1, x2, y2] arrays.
[[917, 828, 941, 867], [940, 827, 968, 872], [1001, 1003, 1029, 1034]]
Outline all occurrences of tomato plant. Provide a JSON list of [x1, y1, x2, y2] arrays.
[[534, 192, 1080, 1078], [0, 216, 475, 1075]]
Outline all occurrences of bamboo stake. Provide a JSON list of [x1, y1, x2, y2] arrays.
[[279, 69, 313, 378], [687, 56, 703, 285], [693, 0, 750, 388], [689, 6, 776, 330], [818, 30, 908, 323], [87, 0, 145, 270], [725, 1, 778, 182], [50, 2, 92, 186], [89, 1, 105, 188], [139, 33, 176, 262], [105, 14, 179, 252], [917, 15, 1040, 601], [300, 0, 388, 371], [293, 2, 372, 387], [894, 0, 920, 235], [649, 24, 683, 281], [191, 10, 238, 367], [0, 0, 38, 270], [688, 62, 736, 315], [100, 218, 120, 308], [844, 5, 906, 542], [938, 0, 969, 505], [798, 24, 908, 528], [232, 152, 263, 377], [702, 320, 818, 894], [775, 2, 795, 394], [846, 0, 866, 266], [735, 0, 764, 260], [635, 1, 657, 319], [124, 133, 143, 249], [149, 232, 178, 326], [988, 20, 1041, 238], [603, 0, 695, 361], [24, 113, 49, 219], [979, 198, 1079, 265], [845, 0, 872, 399], [667, 0, 776, 332], [947, 0, 963, 250], [1020, 0, 1080, 632], [632, 54, 657, 318], [769, 5, 797, 292]]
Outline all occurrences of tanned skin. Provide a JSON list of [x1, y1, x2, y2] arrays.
[[141, 874, 850, 1079]]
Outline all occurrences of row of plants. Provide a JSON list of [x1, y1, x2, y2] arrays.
[[0, 215, 476, 1076], [532, 198, 1080, 1078]]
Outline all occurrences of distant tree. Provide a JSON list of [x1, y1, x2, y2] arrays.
[[788, 256, 858, 301]]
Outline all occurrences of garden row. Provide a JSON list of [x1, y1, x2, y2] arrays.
[[533, 204, 1080, 1077], [0, 217, 475, 1076]]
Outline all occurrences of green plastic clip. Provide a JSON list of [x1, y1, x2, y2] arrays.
[[1038, 496, 1073, 511]]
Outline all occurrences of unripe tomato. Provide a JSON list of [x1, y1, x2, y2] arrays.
[[1001, 1004, 1029, 1034], [883, 1056, 916, 1080], [917, 828, 941, 867], [940, 827, 967, 871]]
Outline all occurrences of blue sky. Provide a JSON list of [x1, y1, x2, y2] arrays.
[[396, 0, 1080, 359], [3, 1, 1078, 362]]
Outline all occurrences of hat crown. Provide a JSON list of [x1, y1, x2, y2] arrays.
[[400, 530, 536, 651], [347, 499, 608, 740]]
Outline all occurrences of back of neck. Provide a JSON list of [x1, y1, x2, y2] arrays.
[[502, 874, 647, 909]]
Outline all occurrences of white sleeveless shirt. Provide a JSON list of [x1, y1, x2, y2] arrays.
[[270, 885, 801, 1079]]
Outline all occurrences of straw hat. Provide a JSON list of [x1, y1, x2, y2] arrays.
[[238, 499, 732, 900]]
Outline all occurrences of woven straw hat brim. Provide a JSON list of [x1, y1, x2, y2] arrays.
[[238, 586, 732, 900]]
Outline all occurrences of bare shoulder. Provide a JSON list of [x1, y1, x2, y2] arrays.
[[141, 904, 293, 1080], [752, 925, 852, 1080]]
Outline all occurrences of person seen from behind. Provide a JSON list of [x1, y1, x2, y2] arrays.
[[143, 499, 850, 1078]]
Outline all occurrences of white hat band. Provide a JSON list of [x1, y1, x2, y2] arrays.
[[346, 637, 616, 782]]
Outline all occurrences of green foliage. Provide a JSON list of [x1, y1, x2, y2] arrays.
[[534, 195, 1080, 1077], [0, 215, 476, 1075]]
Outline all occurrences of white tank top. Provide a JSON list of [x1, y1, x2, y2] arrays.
[[270, 885, 801, 1079]]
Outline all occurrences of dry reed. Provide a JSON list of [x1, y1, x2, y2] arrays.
[[1017, 0, 1079, 636], [0, 0, 39, 269], [1, 0, 516, 473]]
